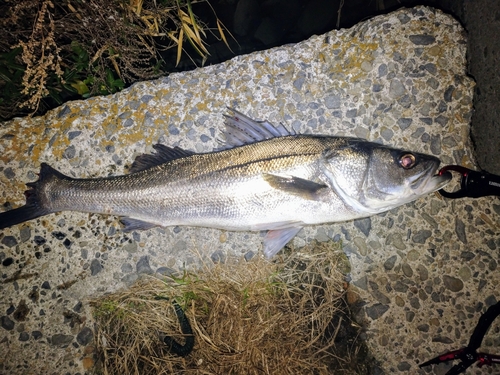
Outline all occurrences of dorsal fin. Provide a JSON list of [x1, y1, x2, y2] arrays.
[[222, 108, 295, 148], [130, 144, 195, 173]]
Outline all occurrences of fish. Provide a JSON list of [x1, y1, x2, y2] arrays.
[[0, 109, 451, 258]]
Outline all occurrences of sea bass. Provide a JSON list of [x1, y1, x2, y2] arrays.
[[0, 109, 451, 258]]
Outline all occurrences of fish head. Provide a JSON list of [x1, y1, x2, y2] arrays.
[[323, 139, 452, 213]]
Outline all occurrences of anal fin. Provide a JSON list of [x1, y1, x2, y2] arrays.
[[263, 227, 303, 258], [121, 217, 158, 232]]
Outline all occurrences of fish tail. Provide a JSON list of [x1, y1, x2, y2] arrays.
[[0, 163, 63, 230]]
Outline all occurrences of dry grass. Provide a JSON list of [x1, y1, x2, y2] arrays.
[[91, 241, 371, 375], [0, 0, 233, 119]]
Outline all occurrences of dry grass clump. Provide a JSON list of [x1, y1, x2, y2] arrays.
[[91, 242, 370, 375], [0, 0, 232, 119]]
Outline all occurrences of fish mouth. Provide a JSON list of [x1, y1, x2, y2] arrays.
[[412, 168, 452, 195]]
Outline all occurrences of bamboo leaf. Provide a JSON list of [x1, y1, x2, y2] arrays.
[[217, 19, 234, 54], [176, 28, 184, 66], [184, 24, 209, 55], [186, 0, 201, 42]]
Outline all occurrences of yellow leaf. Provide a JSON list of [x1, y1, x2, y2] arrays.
[[168, 31, 179, 44], [176, 29, 184, 66], [217, 19, 234, 54]]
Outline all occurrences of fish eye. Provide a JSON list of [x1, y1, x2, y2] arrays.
[[399, 153, 416, 169]]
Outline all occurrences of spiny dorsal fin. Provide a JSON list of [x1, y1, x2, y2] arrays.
[[130, 144, 195, 173], [222, 108, 295, 148]]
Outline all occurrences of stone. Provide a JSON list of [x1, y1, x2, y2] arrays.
[[455, 218, 467, 243], [0, 316, 15, 330], [397, 362, 411, 371], [136, 256, 153, 275], [409, 34, 436, 45], [76, 327, 93, 346], [1, 236, 17, 248], [412, 229, 432, 244], [416, 264, 428, 281], [402, 263, 413, 277], [365, 304, 389, 320], [384, 255, 397, 270], [211, 250, 226, 264], [393, 281, 408, 293], [121, 263, 133, 273], [50, 334, 74, 346], [432, 336, 454, 344], [443, 275, 464, 292], [354, 217, 372, 237], [90, 259, 103, 276]]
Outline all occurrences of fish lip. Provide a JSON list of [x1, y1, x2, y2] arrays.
[[413, 169, 452, 194]]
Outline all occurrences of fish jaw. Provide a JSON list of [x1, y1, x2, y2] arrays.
[[411, 170, 452, 195]]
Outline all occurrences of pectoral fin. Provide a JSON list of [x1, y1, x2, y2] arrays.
[[263, 227, 303, 258], [263, 174, 328, 200]]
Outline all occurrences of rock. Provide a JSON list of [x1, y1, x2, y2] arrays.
[[121, 263, 133, 273], [211, 250, 226, 264], [443, 275, 464, 292], [412, 229, 432, 244], [409, 34, 436, 45], [406, 311, 415, 322], [393, 281, 408, 293], [354, 217, 371, 237], [485, 295, 498, 307], [455, 218, 467, 243], [244, 251, 255, 261], [417, 324, 429, 332], [397, 362, 411, 371], [136, 256, 153, 275], [384, 255, 397, 270], [19, 227, 31, 242], [90, 259, 103, 276], [1, 236, 17, 248], [402, 263, 413, 278], [156, 267, 175, 276], [50, 334, 74, 346], [76, 327, 93, 346], [365, 304, 389, 320], [13, 300, 30, 321], [416, 264, 429, 281], [0, 316, 15, 330], [353, 237, 367, 256], [432, 336, 454, 344]]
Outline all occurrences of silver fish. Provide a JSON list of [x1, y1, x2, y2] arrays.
[[0, 109, 451, 257]]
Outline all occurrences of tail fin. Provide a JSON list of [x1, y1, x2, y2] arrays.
[[0, 163, 62, 230]]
